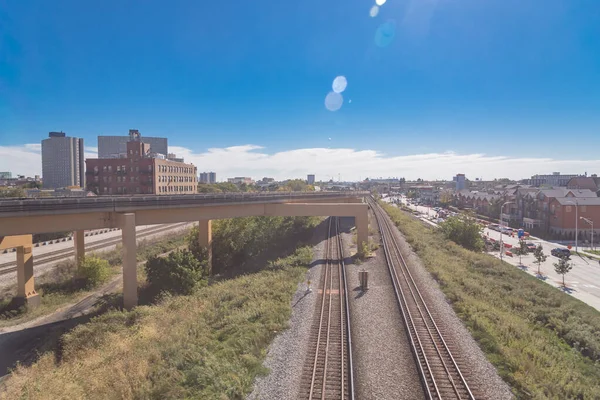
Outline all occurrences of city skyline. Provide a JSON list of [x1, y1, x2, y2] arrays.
[[2, 1, 600, 179], [1, 140, 600, 182]]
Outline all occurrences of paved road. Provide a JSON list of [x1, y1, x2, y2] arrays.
[[383, 195, 600, 312]]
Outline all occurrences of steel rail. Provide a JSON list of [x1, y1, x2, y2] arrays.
[[370, 197, 475, 399], [306, 217, 353, 400]]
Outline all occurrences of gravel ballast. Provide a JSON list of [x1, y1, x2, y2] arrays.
[[247, 220, 328, 400], [382, 206, 514, 399], [340, 215, 425, 399]]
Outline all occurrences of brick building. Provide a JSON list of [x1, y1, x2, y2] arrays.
[[548, 197, 600, 240], [86, 139, 197, 195]]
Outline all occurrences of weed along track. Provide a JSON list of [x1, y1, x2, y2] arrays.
[[370, 198, 476, 399], [300, 217, 354, 400]]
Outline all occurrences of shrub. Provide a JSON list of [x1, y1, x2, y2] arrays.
[[78, 256, 111, 288], [145, 250, 208, 295], [439, 213, 484, 251]]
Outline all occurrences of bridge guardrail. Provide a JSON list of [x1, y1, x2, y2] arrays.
[[0, 191, 368, 216]]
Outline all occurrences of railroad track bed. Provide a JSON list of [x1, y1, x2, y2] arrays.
[[299, 217, 354, 400], [0, 222, 190, 276], [370, 198, 514, 399]]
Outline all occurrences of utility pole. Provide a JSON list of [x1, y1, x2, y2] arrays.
[[581, 216, 593, 251], [566, 200, 579, 253], [500, 201, 514, 261]]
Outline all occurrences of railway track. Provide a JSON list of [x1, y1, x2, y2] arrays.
[[300, 217, 354, 400], [0, 222, 190, 276], [370, 197, 476, 400]]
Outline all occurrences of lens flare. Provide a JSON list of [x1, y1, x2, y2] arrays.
[[375, 20, 396, 48], [370, 5, 379, 17], [376, 0, 387, 5], [332, 76, 348, 93], [325, 92, 344, 112]]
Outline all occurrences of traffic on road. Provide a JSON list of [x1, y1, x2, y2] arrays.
[[384, 194, 600, 312]]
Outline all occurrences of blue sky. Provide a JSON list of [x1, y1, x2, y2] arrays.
[[1, 0, 600, 179]]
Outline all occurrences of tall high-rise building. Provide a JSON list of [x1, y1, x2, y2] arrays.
[[454, 173, 466, 191], [0, 172, 12, 179], [307, 174, 315, 185], [98, 130, 168, 158], [41, 132, 85, 189], [199, 172, 217, 184]]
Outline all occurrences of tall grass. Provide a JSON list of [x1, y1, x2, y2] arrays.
[[0, 231, 189, 327], [0, 249, 310, 399], [382, 202, 600, 399]]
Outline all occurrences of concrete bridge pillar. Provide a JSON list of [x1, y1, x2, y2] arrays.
[[0, 235, 39, 307], [120, 213, 138, 310], [74, 230, 85, 266], [16, 236, 39, 307], [356, 210, 369, 254], [198, 219, 212, 274]]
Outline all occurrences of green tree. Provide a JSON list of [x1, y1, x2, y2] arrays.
[[439, 213, 484, 251], [533, 245, 547, 276], [145, 250, 208, 295], [515, 240, 529, 265], [553, 255, 573, 287], [0, 187, 26, 198], [22, 182, 42, 189], [439, 190, 454, 206]]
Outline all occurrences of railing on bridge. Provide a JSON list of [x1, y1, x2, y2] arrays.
[[0, 191, 368, 215]]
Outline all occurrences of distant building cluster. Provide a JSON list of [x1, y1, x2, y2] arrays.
[[199, 172, 217, 184], [227, 177, 254, 185]]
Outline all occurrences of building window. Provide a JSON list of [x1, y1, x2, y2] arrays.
[[136, 187, 140, 193], [116, 166, 121, 172], [103, 176, 107, 183], [566, 206, 572, 213], [103, 166, 107, 172], [94, 166, 99, 172], [94, 176, 99, 182], [581, 205, 587, 212], [108, 176, 112, 183], [104, 187, 108, 193], [108, 166, 112, 172], [136, 166, 139, 172]]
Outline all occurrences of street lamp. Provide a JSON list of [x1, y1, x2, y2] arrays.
[[580, 216, 594, 251], [500, 201, 515, 261], [566, 200, 579, 253]]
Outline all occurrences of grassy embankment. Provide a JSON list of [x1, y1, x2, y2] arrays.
[[0, 232, 189, 327], [1, 216, 319, 398], [382, 202, 600, 399]]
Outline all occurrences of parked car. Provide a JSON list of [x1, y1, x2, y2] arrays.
[[488, 224, 500, 231], [551, 248, 571, 258], [526, 242, 537, 252]]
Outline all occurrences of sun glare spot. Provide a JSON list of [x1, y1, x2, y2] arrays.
[[370, 5, 379, 17], [376, 0, 387, 5]]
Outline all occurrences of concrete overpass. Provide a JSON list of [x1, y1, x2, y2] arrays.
[[0, 192, 368, 309]]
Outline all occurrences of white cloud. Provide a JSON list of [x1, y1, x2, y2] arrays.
[[2, 143, 600, 181]]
